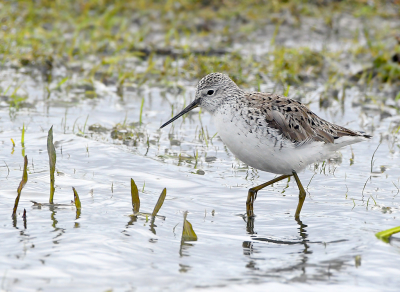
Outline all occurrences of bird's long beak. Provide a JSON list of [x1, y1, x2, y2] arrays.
[[160, 99, 200, 128]]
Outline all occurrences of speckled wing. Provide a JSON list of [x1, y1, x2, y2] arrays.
[[244, 92, 363, 145]]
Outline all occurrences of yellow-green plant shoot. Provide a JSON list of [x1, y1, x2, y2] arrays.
[[131, 179, 140, 213], [376, 226, 400, 243], [151, 188, 166, 217], [72, 187, 81, 209], [181, 211, 197, 241]]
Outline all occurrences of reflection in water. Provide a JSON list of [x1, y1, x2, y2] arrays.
[[23, 209, 27, 229], [242, 215, 352, 281], [243, 216, 311, 277], [50, 207, 65, 244], [12, 214, 17, 229], [10, 210, 34, 263], [50, 208, 58, 228], [149, 218, 157, 235], [179, 263, 191, 273], [11, 209, 28, 230], [123, 215, 159, 239], [121, 215, 137, 236], [126, 215, 138, 228], [243, 217, 309, 250], [179, 241, 195, 258]]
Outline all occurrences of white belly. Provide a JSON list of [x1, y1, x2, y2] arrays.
[[213, 111, 328, 175]]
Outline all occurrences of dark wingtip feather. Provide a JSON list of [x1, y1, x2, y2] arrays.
[[357, 130, 372, 139]]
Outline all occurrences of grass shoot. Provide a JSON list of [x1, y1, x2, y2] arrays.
[[131, 179, 140, 213], [181, 211, 197, 242], [12, 155, 28, 216], [47, 126, 57, 204], [375, 226, 400, 243], [139, 97, 145, 125], [72, 187, 81, 209], [151, 188, 166, 217], [21, 123, 25, 147]]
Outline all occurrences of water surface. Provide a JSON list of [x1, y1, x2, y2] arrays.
[[1, 62, 399, 292]]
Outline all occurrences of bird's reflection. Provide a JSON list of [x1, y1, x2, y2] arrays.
[[243, 216, 310, 254], [240, 213, 359, 281]]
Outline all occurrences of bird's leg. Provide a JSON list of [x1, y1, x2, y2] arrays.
[[246, 174, 291, 217], [292, 170, 306, 219]]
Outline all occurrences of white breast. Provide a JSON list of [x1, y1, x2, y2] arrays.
[[212, 109, 331, 175]]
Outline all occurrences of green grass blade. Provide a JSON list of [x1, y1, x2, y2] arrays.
[[139, 97, 145, 125], [284, 84, 290, 96], [47, 126, 56, 204], [151, 188, 166, 217], [21, 123, 25, 146], [55, 77, 69, 90], [182, 211, 197, 241], [72, 187, 81, 209], [376, 226, 400, 243], [12, 155, 28, 215], [131, 178, 140, 213]]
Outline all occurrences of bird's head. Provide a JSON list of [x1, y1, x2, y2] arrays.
[[160, 73, 242, 128]]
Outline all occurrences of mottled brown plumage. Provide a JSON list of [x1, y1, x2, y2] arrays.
[[242, 92, 367, 145]]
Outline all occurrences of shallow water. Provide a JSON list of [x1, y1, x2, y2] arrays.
[[1, 65, 400, 292]]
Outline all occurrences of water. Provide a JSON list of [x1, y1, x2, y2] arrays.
[[1, 64, 400, 292]]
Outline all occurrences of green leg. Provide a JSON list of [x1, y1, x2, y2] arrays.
[[246, 174, 291, 217], [292, 170, 306, 219]]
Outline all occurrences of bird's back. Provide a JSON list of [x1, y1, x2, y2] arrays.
[[237, 92, 370, 145]]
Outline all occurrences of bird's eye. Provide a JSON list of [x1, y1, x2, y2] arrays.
[[207, 90, 214, 95]]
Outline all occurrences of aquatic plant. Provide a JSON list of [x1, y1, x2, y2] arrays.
[[129, 179, 166, 219], [72, 187, 81, 209], [151, 188, 166, 217], [47, 126, 56, 204], [12, 155, 28, 216], [72, 187, 82, 219], [131, 179, 140, 213], [376, 226, 400, 243], [181, 211, 197, 241]]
